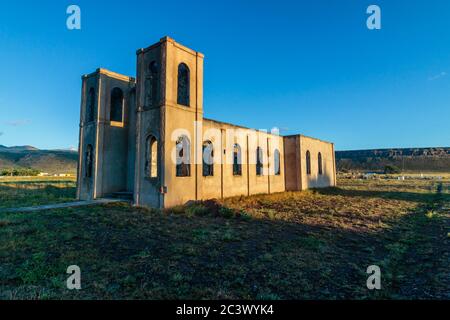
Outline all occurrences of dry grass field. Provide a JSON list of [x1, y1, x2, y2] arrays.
[[0, 176, 448, 299], [0, 176, 76, 209]]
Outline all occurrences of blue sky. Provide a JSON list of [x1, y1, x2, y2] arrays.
[[0, 0, 449, 151]]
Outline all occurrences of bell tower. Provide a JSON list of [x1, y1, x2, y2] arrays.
[[134, 36, 204, 208]]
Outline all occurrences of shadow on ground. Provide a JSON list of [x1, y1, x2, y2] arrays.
[[0, 181, 448, 300]]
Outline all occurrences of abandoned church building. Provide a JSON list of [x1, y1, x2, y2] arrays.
[[76, 37, 337, 208]]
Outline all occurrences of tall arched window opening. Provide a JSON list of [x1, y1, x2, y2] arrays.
[[110, 87, 124, 122], [318, 152, 323, 175], [176, 135, 191, 177], [202, 141, 214, 176], [85, 144, 93, 178], [306, 150, 311, 175], [256, 147, 263, 176], [146, 61, 159, 107], [145, 136, 158, 178], [87, 88, 95, 123], [233, 144, 242, 176], [274, 149, 281, 176], [177, 63, 190, 106]]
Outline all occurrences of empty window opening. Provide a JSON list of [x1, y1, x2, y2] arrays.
[[274, 149, 281, 176], [256, 147, 263, 176], [177, 63, 190, 106], [306, 150, 311, 175], [87, 88, 95, 123], [110, 87, 124, 123], [233, 144, 242, 176], [318, 152, 323, 175], [202, 141, 214, 176], [85, 144, 93, 178], [146, 61, 159, 107], [145, 136, 158, 178], [176, 135, 191, 177]]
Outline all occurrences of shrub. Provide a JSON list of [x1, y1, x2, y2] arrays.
[[185, 204, 210, 217], [169, 205, 186, 215], [384, 165, 401, 174], [238, 211, 252, 221], [0, 220, 11, 227], [219, 206, 236, 218]]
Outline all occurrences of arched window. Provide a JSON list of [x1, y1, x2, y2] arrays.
[[176, 135, 191, 177], [177, 63, 190, 106], [110, 87, 124, 122], [145, 136, 158, 178], [306, 150, 311, 175], [233, 144, 242, 176], [202, 141, 214, 176], [85, 144, 93, 178], [87, 88, 95, 123], [256, 147, 263, 176], [274, 149, 281, 176], [318, 152, 323, 175], [146, 61, 159, 107]]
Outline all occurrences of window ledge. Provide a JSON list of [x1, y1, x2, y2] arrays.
[[110, 121, 124, 127]]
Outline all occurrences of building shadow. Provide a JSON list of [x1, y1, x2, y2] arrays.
[[314, 185, 450, 204]]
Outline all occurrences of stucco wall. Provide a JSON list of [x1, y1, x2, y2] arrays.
[[201, 119, 285, 200], [77, 73, 99, 200], [77, 69, 135, 200], [299, 135, 336, 189], [134, 41, 165, 208], [126, 88, 137, 192], [162, 38, 204, 208], [97, 73, 135, 196], [134, 37, 205, 208]]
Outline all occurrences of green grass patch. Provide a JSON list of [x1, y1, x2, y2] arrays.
[[1, 178, 449, 299], [0, 178, 76, 209]]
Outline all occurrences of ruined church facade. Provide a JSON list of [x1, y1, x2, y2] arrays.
[[77, 37, 336, 208]]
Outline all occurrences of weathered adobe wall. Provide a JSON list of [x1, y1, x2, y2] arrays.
[[96, 70, 135, 197], [134, 42, 164, 208], [299, 135, 336, 189], [77, 69, 135, 200], [77, 73, 99, 201], [161, 38, 204, 208], [126, 88, 137, 193], [201, 119, 285, 200]]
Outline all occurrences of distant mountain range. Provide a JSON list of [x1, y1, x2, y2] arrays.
[[0, 145, 449, 174], [0, 145, 39, 152], [336, 147, 450, 173], [0, 145, 78, 174]]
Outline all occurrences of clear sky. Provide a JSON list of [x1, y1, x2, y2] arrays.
[[0, 0, 449, 151]]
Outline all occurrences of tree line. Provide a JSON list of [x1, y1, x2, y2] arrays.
[[0, 168, 41, 176]]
